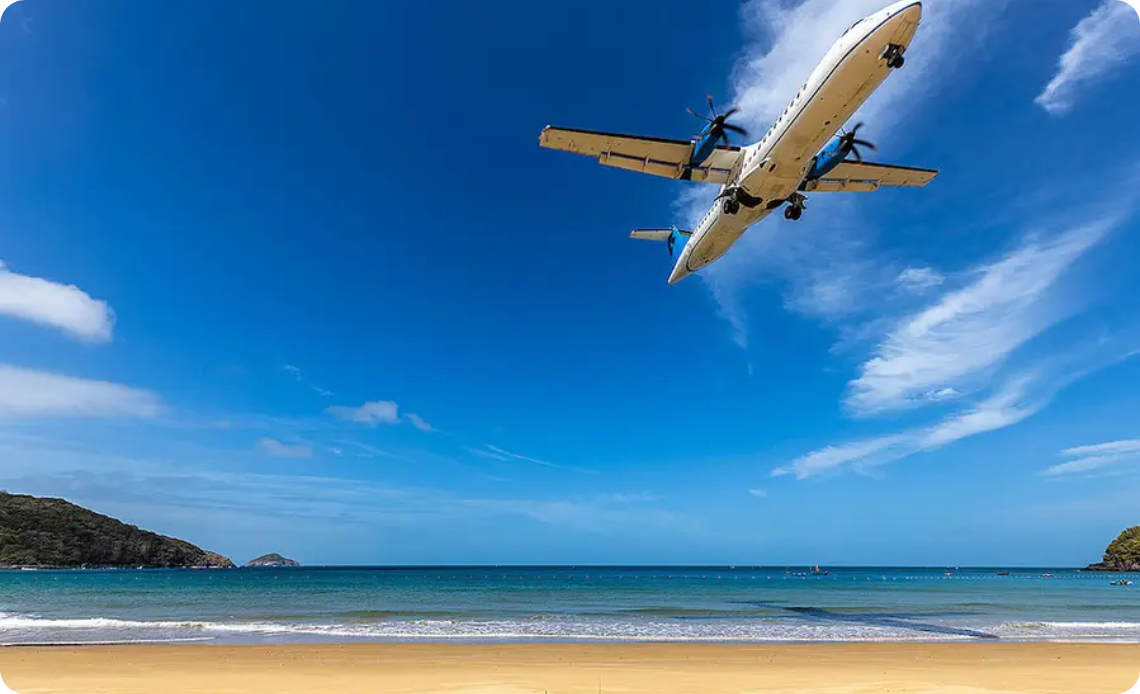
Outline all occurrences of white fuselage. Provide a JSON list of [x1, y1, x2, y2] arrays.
[[669, 0, 923, 284]]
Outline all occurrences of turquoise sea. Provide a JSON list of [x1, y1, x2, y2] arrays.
[[1, 566, 1138, 646]]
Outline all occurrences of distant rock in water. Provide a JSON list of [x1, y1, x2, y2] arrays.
[[1084, 526, 1140, 572], [0, 491, 235, 569], [245, 553, 300, 567]]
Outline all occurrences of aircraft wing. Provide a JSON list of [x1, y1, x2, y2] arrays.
[[807, 161, 939, 192], [539, 126, 741, 184]]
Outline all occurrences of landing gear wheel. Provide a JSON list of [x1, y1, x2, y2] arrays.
[[722, 199, 741, 215], [785, 206, 802, 221], [888, 55, 905, 69]]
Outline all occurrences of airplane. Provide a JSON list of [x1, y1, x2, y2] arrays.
[[538, 0, 938, 285]]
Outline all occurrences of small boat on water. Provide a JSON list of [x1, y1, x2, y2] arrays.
[[1110, 579, 1133, 586], [811, 565, 830, 576], [997, 571, 1011, 576]]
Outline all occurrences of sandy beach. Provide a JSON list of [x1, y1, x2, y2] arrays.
[[1, 643, 1138, 694]]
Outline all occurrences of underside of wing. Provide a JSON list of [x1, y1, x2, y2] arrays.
[[806, 161, 939, 193], [540, 126, 740, 184]]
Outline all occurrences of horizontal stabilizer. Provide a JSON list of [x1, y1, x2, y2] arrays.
[[631, 228, 691, 241]]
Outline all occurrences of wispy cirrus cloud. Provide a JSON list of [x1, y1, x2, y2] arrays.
[[281, 364, 333, 398], [1044, 439, 1140, 477], [0, 261, 114, 342], [0, 364, 162, 419], [327, 400, 401, 425], [405, 413, 433, 432], [776, 342, 1139, 480], [256, 437, 314, 459], [469, 443, 590, 473], [846, 218, 1116, 416], [774, 372, 1047, 479], [1035, 0, 1140, 115], [896, 267, 945, 294]]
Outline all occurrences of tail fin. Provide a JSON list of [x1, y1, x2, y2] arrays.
[[630, 225, 692, 257]]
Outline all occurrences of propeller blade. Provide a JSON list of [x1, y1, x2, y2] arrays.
[[687, 107, 713, 121], [723, 106, 740, 118], [852, 147, 863, 163], [850, 122, 864, 133], [720, 132, 731, 146], [851, 138, 878, 150], [707, 94, 717, 117], [722, 123, 751, 138]]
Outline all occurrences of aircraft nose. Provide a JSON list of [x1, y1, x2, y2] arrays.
[[885, 0, 921, 20]]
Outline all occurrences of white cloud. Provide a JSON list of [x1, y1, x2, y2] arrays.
[[326, 401, 435, 431], [747, 488, 768, 497], [484, 444, 563, 469], [896, 267, 945, 293], [777, 366, 1103, 480], [256, 437, 313, 459], [327, 400, 400, 425], [773, 434, 909, 479], [846, 219, 1114, 415], [0, 261, 115, 342], [1044, 438, 1140, 477], [916, 373, 1041, 449], [1035, 0, 1140, 115], [405, 413, 433, 432], [471, 444, 587, 472], [1064, 439, 1140, 457], [0, 364, 162, 419]]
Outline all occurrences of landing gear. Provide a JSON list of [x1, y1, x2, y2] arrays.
[[784, 192, 806, 221], [882, 43, 906, 69], [716, 186, 762, 216]]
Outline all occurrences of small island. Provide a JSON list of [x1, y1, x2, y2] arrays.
[[245, 553, 301, 567], [0, 491, 234, 569], [1083, 526, 1140, 572]]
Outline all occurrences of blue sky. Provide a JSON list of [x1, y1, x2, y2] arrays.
[[1, 0, 1139, 566]]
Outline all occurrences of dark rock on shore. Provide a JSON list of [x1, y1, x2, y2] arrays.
[[0, 491, 234, 569], [1084, 526, 1140, 572]]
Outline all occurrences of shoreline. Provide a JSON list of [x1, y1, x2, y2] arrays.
[[2, 642, 1139, 693]]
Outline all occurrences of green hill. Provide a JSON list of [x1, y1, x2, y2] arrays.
[[1085, 526, 1140, 572], [0, 491, 234, 569]]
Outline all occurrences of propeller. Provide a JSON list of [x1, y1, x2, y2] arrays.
[[688, 94, 751, 146], [837, 122, 877, 163]]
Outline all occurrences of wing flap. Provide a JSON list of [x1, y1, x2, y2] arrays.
[[809, 161, 939, 192], [540, 126, 741, 184]]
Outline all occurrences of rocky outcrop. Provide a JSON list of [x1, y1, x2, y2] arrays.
[[1084, 526, 1140, 572], [245, 553, 300, 567], [0, 491, 235, 569]]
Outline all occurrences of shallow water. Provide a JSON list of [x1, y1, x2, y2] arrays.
[[1, 566, 1137, 645]]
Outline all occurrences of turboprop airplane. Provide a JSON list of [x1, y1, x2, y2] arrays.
[[539, 0, 938, 284]]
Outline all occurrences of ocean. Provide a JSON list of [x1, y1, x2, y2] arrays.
[[1, 566, 1138, 646]]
